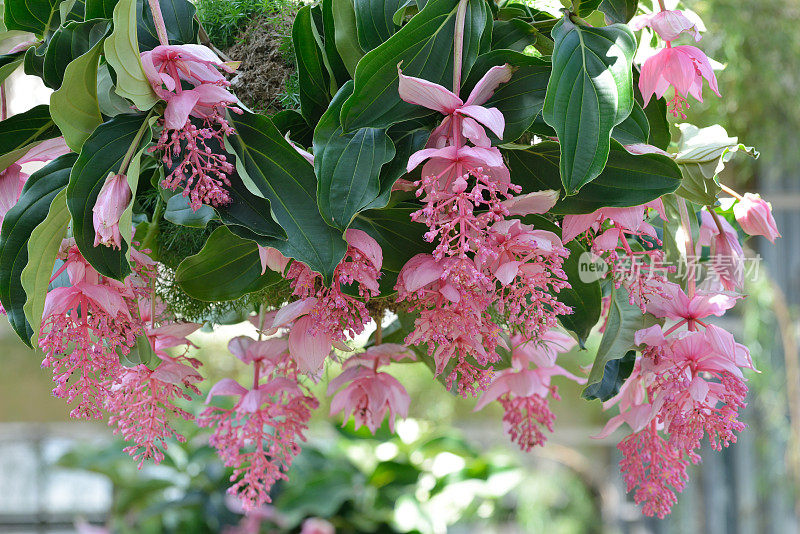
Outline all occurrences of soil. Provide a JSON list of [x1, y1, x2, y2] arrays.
[[223, 9, 297, 114]]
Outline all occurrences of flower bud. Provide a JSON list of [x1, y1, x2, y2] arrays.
[[733, 193, 781, 243], [92, 174, 131, 249]]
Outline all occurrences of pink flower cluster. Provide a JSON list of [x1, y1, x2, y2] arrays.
[[597, 281, 754, 518], [40, 241, 202, 465], [475, 330, 584, 451], [199, 335, 318, 512], [142, 44, 242, 210], [633, 9, 720, 117], [394, 65, 571, 396], [562, 199, 672, 311]]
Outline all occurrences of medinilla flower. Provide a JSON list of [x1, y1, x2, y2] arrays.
[[629, 10, 702, 42], [697, 210, 745, 292], [733, 193, 781, 242], [328, 345, 414, 433], [92, 174, 131, 249], [640, 45, 720, 118]]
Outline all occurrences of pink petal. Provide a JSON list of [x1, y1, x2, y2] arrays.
[[458, 105, 505, 139], [164, 90, 201, 129], [273, 297, 318, 329], [205, 378, 247, 403], [397, 66, 462, 113], [464, 64, 514, 106], [345, 228, 383, 270], [502, 190, 559, 216], [288, 315, 332, 372], [561, 213, 599, 243]]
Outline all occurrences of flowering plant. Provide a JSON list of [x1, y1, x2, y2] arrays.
[[0, 0, 775, 519]]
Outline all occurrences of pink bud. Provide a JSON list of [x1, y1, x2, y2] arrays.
[[733, 193, 780, 243], [92, 174, 131, 249]]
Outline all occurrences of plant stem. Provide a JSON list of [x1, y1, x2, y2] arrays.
[[141, 195, 165, 254], [0, 83, 6, 121], [708, 207, 727, 235], [119, 110, 155, 177], [452, 0, 469, 94], [657, 0, 667, 12], [375, 318, 383, 345], [719, 183, 744, 200], [148, 0, 170, 46], [677, 197, 696, 297]]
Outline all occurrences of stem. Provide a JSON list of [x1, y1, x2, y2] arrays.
[[374, 319, 383, 345], [119, 110, 156, 177], [147, 0, 170, 47], [708, 208, 727, 235], [0, 83, 7, 121], [452, 0, 470, 94], [719, 183, 744, 200], [657, 0, 667, 11], [677, 197, 696, 298], [141, 195, 165, 253]]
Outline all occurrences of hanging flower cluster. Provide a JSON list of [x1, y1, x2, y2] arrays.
[[394, 65, 571, 397], [142, 44, 241, 211]]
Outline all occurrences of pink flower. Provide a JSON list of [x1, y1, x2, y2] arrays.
[[733, 193, 780, 242], [697, 210, 744, 292], [644, 281, 738, 321], [328, 364, 411, 433], [0, 137, 71, 227], [640, 45, 720, 118], [398, 63, 513, 145], [92, 174, 132, 249], [561, 200, 666, 243], [500, 190, 559, 217], [140, 44, 236, 128], [629, 10, 702, 42], [301, 518, 335, 534], [257, 245, 291, 275]]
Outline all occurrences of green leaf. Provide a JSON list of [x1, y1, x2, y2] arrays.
[[632, 70, 669, 150], [574, 0, 603, 16], [0, 105, 61, 173], [86, 0, 119, 19], [523, 215, 601, 346], [136, 0, 198, 50], [226, 111, 347, 283], [674, 123, 758, 205], [0, 153, 76, 345], [50, 22, 108, 151], [505, 141, 682, 214], [340, 0, 489, 131], [3, 0, 59, 34], [294, 4, 332, 125], [21, 188, 73, 346], [104, 0, 158, 110], [164, 193, 214, 227], [314, 81, 395, 230], [462, 50, 550, 144], [320, 0, 351, 90], [583, 284, 658, 400], [542, 16, 636, 195], [215, 162, 286, 242], [582, 349, 635, 401], [66, 113, 151, 279], [351, 203, 433, 293], [272, 109, 314, 148], [331, 0, 364, 76], [599, 0, 637, 23], [175, 226, 283, 301], [97, 63, 137, 116], [490, 19, 538, 52], [354, 0, 403, 51], [123, 334, 156, 366], [611, 100, 649, 145], [43, 18, 109, 89]]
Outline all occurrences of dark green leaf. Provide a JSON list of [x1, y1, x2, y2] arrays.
[[136, 0, 198, 51], [490, 19, 538, 52], [314, 81, 395, 230], [216, 168, 286, 242], [599, 0, 638, 23], [611, 100, 649, 145], [575, 0, 603, 16], [340, 0, 489, 131], [164, 193, 214, 228], [462, 50, 550, 144], [86, 0, 119, 19], [294, 4, 332, 125], [0, 153, 77, 345], [581, 349, 635, 401], [0, 105, 61, 173], [354, 0, 403, 51], [175, 226, 284, 301], [542, 16, 636, 194], [42, 18, 109, 89], [331, 0, 364, 76], [66, 113, 150, 279], [321, 0, 352, 89], [0, 50, 24, 84], [632, 69, 670, 150], [226, 111, 347, 283], [583, 284, 658, 400], [505, 141, 682, 214], [271, 109, 314, 148], [3, 0, 60, 34]]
